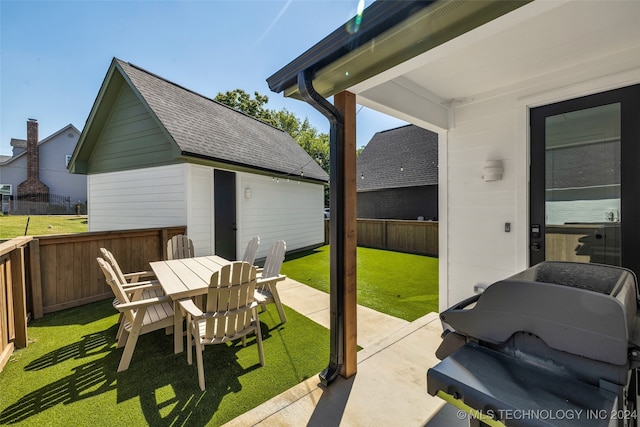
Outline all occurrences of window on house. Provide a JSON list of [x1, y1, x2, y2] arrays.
[[65, 154, 71, 167], [0, 185, 10, 215]]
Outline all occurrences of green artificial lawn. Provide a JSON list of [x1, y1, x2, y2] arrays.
[[281, 245, 439, 321], [0, 215, 88, 239], [0, 299, 328, 426]]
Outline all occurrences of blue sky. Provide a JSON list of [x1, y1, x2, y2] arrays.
[[0, 0, 406, 156]]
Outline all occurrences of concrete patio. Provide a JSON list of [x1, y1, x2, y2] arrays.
[[225, 278, 462, 426]]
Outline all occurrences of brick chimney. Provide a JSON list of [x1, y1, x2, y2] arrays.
[[17, 119, 49, 200]]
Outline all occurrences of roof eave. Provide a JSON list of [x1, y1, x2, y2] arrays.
[[180, 151, 329, 184], [268, 0, 530, 99], [68, 59, 120, 174], [267, 0, 435, 96]]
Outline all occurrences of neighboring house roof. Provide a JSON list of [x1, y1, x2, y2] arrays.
[[0, 124, 80, 165], [71, 58, 328, 182], [357, 124, 437, 192], [10, 138, 26, 149]]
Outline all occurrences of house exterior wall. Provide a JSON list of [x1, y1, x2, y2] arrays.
[[87, 163, 326, 259], [0, 126, 85, 202], [444, 98, 519, 308], [186, 164, 213, 256], [236, 172, 325, 261], [0, 159, 23, 194], [88, 164, 188, 233], [39, 128, 85, 202], [357, 185, 437, 220], [441, 66, 640, 310]]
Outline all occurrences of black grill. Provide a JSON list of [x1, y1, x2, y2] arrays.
[[427, 261, 640, 427]]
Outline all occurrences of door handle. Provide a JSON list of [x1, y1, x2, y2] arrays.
[[530, 242, 541, 251]]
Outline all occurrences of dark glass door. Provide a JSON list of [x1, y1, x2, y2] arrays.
[[530, 84, 640, 276], [214, 169, 237, 260]]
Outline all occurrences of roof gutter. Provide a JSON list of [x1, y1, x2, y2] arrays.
[[298, 69, 345, 386], [269, 0, 531, 388], [267, 0, 434, 96], [270, 1, 436, 387], [180, 151, 329, 183], [268, 0, 530, 99], [279, 0, 437, 389]]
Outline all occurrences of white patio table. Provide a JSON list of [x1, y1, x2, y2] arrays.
[[150, 255, 231, 353]]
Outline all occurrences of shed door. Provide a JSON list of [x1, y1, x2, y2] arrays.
[[529, 84, 640, 276], [214, 169, 237, 260]]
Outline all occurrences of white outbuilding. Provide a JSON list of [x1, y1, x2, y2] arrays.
[[69, 58, 328, 260]]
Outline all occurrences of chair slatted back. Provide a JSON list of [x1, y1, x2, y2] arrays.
[[242, 236, 260, 265], [261, 240, 286, 280], [97, 257, 135, 325], [100, 248, 128, 284], [204, 261, 257, 340], [167, 235, 195, 260]]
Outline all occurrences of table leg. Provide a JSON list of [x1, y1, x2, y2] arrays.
[[174, 302, 183, 353]]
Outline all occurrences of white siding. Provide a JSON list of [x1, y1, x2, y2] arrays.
[[445, 101, 519, 307], [88, 164, 187, 231], [441, 67, 640, 310], [88, 163, 325, 260], [236, 172, 325, 260], [186, 164, 213, 256]]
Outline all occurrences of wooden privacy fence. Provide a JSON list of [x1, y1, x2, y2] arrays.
[[0, 226, 186, 372], [325, 219, 439, 256], [325, 221, 599, 259], [0, 237, 31, 372], [545, 224, 599, 263]]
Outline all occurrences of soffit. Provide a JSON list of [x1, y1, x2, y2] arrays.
[[352, 0, 640, 122]]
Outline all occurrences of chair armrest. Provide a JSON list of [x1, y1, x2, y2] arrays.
[[178, 298, 203, 318], [115, 295, 172, 311], [121, 281, 162, 293], [123, 270, 156, 283], [257, 274, 287, 285], [254, 292, 267, 303]]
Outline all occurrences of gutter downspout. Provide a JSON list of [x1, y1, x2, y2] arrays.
[[298, 69, 345, 386]]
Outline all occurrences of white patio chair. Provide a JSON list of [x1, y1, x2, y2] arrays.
[[97, 257, 175, 372], [100, 247, 162, 340], [255, 240, 287, 324], [100, 247, 157, 285], [242, 236, 260, 265], [167, 234, 195, 260], [180, 261, 264, 390]]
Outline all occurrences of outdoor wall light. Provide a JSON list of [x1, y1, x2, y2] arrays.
[[244, 187, 252, 199], [482, 160, 504, 182]]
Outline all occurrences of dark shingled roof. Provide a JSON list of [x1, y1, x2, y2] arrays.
[[357, 124, 438, 191], [116, 59, 328, 182]]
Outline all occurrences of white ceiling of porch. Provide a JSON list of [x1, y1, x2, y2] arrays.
[[350, 0, 640, 130]]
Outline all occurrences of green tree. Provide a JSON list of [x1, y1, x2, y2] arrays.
[[214, 89, 273, 124], [296, 118, 329, 173]]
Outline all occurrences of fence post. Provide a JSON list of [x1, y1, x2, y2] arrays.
[[28, 239, 43, 319], [383, 220, 388, 250], [10, 246, 28, 348], [161, 229, 168, 260]]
